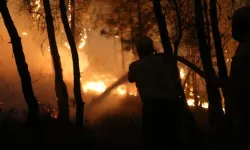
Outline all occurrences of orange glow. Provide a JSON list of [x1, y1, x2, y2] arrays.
[[81, 74, 137, 96], [180, 68, 185, 79]]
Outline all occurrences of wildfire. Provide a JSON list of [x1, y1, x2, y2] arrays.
[[30, 0, 41, 19], [78, 29, 87, 49], [82, 81, 106, 93], [81, 74, 137, 96], [187, 99, 195, 106], [187, 98, 209, 109]]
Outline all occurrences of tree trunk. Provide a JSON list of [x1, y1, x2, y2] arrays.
[[152, 0, 173, 56], [152, 0, 199, 145], [172, 0, 182, 55], [0, 0, 39, 124], [152, 0, 192, 113], [194, 0, 224, 128], [193, 70, 199, 108], [203, 1, 212, 50], [209, 0, 229, 113], [137, 0, 144, 36], [43, 0, 69, 123], [129, 3, 135, 54], [210, 0, 235, 145], [60, 0, 84, 128]]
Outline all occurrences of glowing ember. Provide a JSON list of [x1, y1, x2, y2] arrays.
[[116, 85, 127, 95], [78, 38, 86, 49], [50, 109, 58, 119], [187, 98, 209, 109], [187, 99, 195, 106], [31, 0, 41, 19], [180, 68, 185, 79], [201, 102, 208, 109], [22, 32, 28, 36], [64, 42, 70, 49], [78, 30, 87, 49], [68, 0, 72, 23]]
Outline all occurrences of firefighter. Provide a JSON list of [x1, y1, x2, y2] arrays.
[[128, 36, 181, 149]]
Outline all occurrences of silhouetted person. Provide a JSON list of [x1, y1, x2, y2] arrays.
[[228, 6, 250, 147], [128, 36, 182, 150]]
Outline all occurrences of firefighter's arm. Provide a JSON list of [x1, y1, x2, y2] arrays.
[[128, 63, 135, 83]]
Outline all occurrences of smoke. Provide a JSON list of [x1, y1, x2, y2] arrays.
[[0, 0, 139, 123]]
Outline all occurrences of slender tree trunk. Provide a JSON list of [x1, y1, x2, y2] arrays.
[[193, 54, 199, 108], [137, 0, 144, 36], [209, 0, 229, 113], [43, 0, 69, 123], [210, 0, 235, 146], [60, 0, 84, 128], [152, 0, 199, 145], [172, 0, 182, 55], [203, 1, 212, 50], [152, 0, 173, 56], [118, 4, 126, 72], [0, 0, 39, 124], [129, 3, 135, 54], [153, 0, 192, 113], [193, 71, 199, 107], [194, 0, 224, 128]]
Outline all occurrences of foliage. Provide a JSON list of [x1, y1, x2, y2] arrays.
[[20, 0, 91, 43], [91, 0, 237, 59]]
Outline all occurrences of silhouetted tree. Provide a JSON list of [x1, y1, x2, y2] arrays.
[[0, 0, 39, 124], [22, 0, 90, 46], [209, 0, 229, 114], [152, 0, 199, 146], [194, 0, 224, 128], [43, 0, 69, 123], [60, 0, 84, 128]]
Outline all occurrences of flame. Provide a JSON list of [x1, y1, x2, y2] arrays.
[[187, 99, 195, 106], [180, 68, 185, 79], [81, 74, 137, 96], [63, 29, 87, 50], [64, 42, 70, 49], [22, 32, 28, 36], [24, 1, 210, 109], [31, 0, 41, 19], [187, 98, 209, 109], [68, 0, 72, 23], [116, 85, 127, 95], [201, 102, 208, 109], [78, 29, 87, 49], [82, 81, 106, 93]]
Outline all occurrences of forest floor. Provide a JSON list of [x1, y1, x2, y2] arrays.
[[0, 98, 240, 150]]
